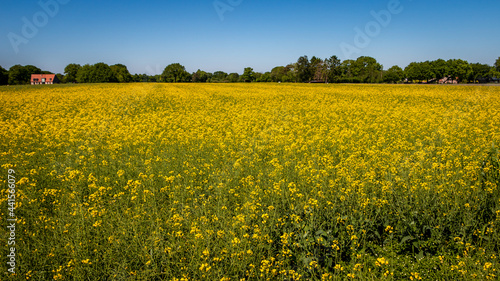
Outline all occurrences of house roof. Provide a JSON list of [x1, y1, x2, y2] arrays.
[[31, 74, 56, 80]]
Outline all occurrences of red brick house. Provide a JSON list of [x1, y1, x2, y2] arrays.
[[31, 74, 59, 85]]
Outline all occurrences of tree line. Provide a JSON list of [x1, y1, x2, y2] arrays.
[[1, 56, 499, 85]]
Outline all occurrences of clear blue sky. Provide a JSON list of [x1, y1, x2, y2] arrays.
[[1, 0, 499, 75]]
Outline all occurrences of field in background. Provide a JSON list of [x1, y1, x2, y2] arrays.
[[1, 83, 499, 280]]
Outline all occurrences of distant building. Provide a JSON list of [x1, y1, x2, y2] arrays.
[[438, 76, 458, 84], [31, 74, 59, 85]]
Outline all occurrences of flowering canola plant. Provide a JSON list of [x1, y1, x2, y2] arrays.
[[0, 83, 499, 280]]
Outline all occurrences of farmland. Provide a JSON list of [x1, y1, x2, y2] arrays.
[[1, 83, 499, 280]]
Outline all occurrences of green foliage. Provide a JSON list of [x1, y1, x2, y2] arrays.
[[0, 65, 8, 85], [338, 57, 383, 83], [340, 59, 357, 80], [447, 59, 472, 83], [24, 65, 43, 76], [64, 63, 81, 83], [211, 71, 228, 82], [161, 63, 191, 82], [310, 56, 324, 81], [283, 64, 298, 82], [404, 62, 428, 82], [55, 73, 64, 83], [324, 55, 341, 83], [93, 63, 118, 83], [76, 63, 117, 83], [6, 55, 499, 85], [355, 56, 383, 83], [227, 73, 240, 83], [384, 65, 404, 83], [241, 67, 255, 82], [132, 73, 150, 82], [297, 56, 312, 82], [192, 69, 210, 82], [8, 64, 41, 85], [469, 63, 493, 83], [75, 64, 92, 83], [270, 65, 298, 82], [256, 72, 271, 82], [431, 59, 448, 81], [420, 61, 433, 82], [403, 59, 487, 83], [110, 64, 133, 83], [270, 66, 286, 82]]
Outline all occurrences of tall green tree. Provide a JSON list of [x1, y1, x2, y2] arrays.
[[469, 63, 492, 83], [76, 63, 116, 83], [430, 59, 448, 82], [110, 64, 132, 83], [256, 72, 271, 82], [271, 66, 293, 82], [76, 64, 92, 83], [133, 74, 150, 82], [355, 56, 383, 83], [253, 72, 262, 82], [384, 65, 404, 83], [310, 56, 324, 81], [284, 64, 297, 82], [227, 73, 240, 83], [324, 55, 341, 83], [64, 63, 81, 83], [489, 67, 500, 81], [25, 65, 43, 77], [404, 62, 425, 82], [192, 69, 209, 82], [296, 56, 312, 82], [447, 59, 471, 83], [340, 59, 359, 82], [56, 73, 65, 83], [8, 65, 28, 85], [495, 57, 500, 72], [0, 66, 8, 85], [420, 61, 434, 82], [211, 71, 228, 82], [162, 63, 190, 82], [8, 65, 41, 85], [93, 63, 118, 83], [150, 75, 161, 82], [241, 67, 255, 82]]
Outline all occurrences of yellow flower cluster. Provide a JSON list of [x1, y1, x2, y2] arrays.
[[0, 83, 499, 280]]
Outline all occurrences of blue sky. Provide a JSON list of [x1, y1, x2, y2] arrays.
[[1, 0, 499, 75]]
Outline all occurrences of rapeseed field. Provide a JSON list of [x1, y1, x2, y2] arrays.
[[1, 83, 499, 280]]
